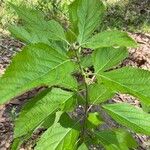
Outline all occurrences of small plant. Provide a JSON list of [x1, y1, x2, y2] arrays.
[[1, 0, 150, 149]]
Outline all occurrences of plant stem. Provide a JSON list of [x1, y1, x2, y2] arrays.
[[74, 48, 89, 140]]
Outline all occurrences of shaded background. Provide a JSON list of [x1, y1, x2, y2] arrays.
[[0, 0, 150, 34]]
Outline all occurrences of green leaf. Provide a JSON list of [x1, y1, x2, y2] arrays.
[[0, 43, 77, 104], [9, 3, 45, 27], [78, 143, 88, 150], [84, 30, 137, 49], [66, 29, 77, 43], [77, 0, 106, 45], [45, 20, 67, 42], [9, 26, 68, 49], [9, 4, 67, 43], [69, 0, 80, 35], [103, 103, 150, 135], [14, 88, 74, 138], [59, 112, 80, 130], [9, 26, 35, 44], [93, 47, 128, 73], [61, 96, 77, 112], [11, 138, 21, 150], [11, 126, 34, 150], [80, 54, 93, 68], [95, 129, 137, 150], [9, 20, 67, 44], [89, 83, 115, 104], [87, 112, 104, 126], [41, 113, 56, 129], [98, 67, 150, 105], [49, 40, 68, 54], [35, 113, 79, 150], [141, 102, 150, 113]]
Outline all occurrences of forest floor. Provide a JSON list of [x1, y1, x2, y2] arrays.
[[0, 32, 150, 150]]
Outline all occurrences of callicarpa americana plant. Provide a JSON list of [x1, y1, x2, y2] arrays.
[[0, 0, 150, 149]]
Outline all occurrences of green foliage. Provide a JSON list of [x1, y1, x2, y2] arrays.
[[89, 83, 114, 104], [9, 4, 67, 44], [14, 88, 74, 138], [35, 112, 79, 150], [99, 67, 150, 105], [93, 47, 128, 73], [0, 44, 76, 104], [0, 0, 150, 149], [95, 129, 138, 150], [103, 103, 150, 135], [77, 0, 106, 45], [87, 112, 104, 126], [84, 30, 137, 48], [78, 143, 88, 150]]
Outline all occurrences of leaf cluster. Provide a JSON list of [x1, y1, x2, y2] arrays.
[[0, 0, 150, 150]]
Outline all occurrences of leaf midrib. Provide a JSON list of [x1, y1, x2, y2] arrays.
[[15, 92, 73, 138], [55, 128, 73, 149], [78, 0, 91, 44], [95, 132, 120, 149], [1, 59, 70, 103], [98, 73, 150, 104], [103, 106, 148, 134], [95, 51, 126, 74], [92, 89, 107, 104]]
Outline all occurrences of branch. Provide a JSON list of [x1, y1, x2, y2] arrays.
[[74, 48, 89, 141]]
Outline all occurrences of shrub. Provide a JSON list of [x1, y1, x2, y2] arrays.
[[1, 0, 150, 149]]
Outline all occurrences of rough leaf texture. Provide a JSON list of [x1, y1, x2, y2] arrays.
[[0, 43, 76, 104], [84, 30, 137, 49], [9, 4, 66, 43], [77, 0, 105, 45], [78, 143, 88, 150], [35, 113, 79, 150], [99, 67, 150, 105], [69, 0, 80, 34], [14, 88, 73, 138], [93, 47, 128, 73], [95, 129, 137, 150], [103, 103, 150, 135], [9, 20, 66, 44], [89, 83, 114, 104]]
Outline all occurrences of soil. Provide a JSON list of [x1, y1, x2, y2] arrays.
[[0, 32, 150, 150]]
